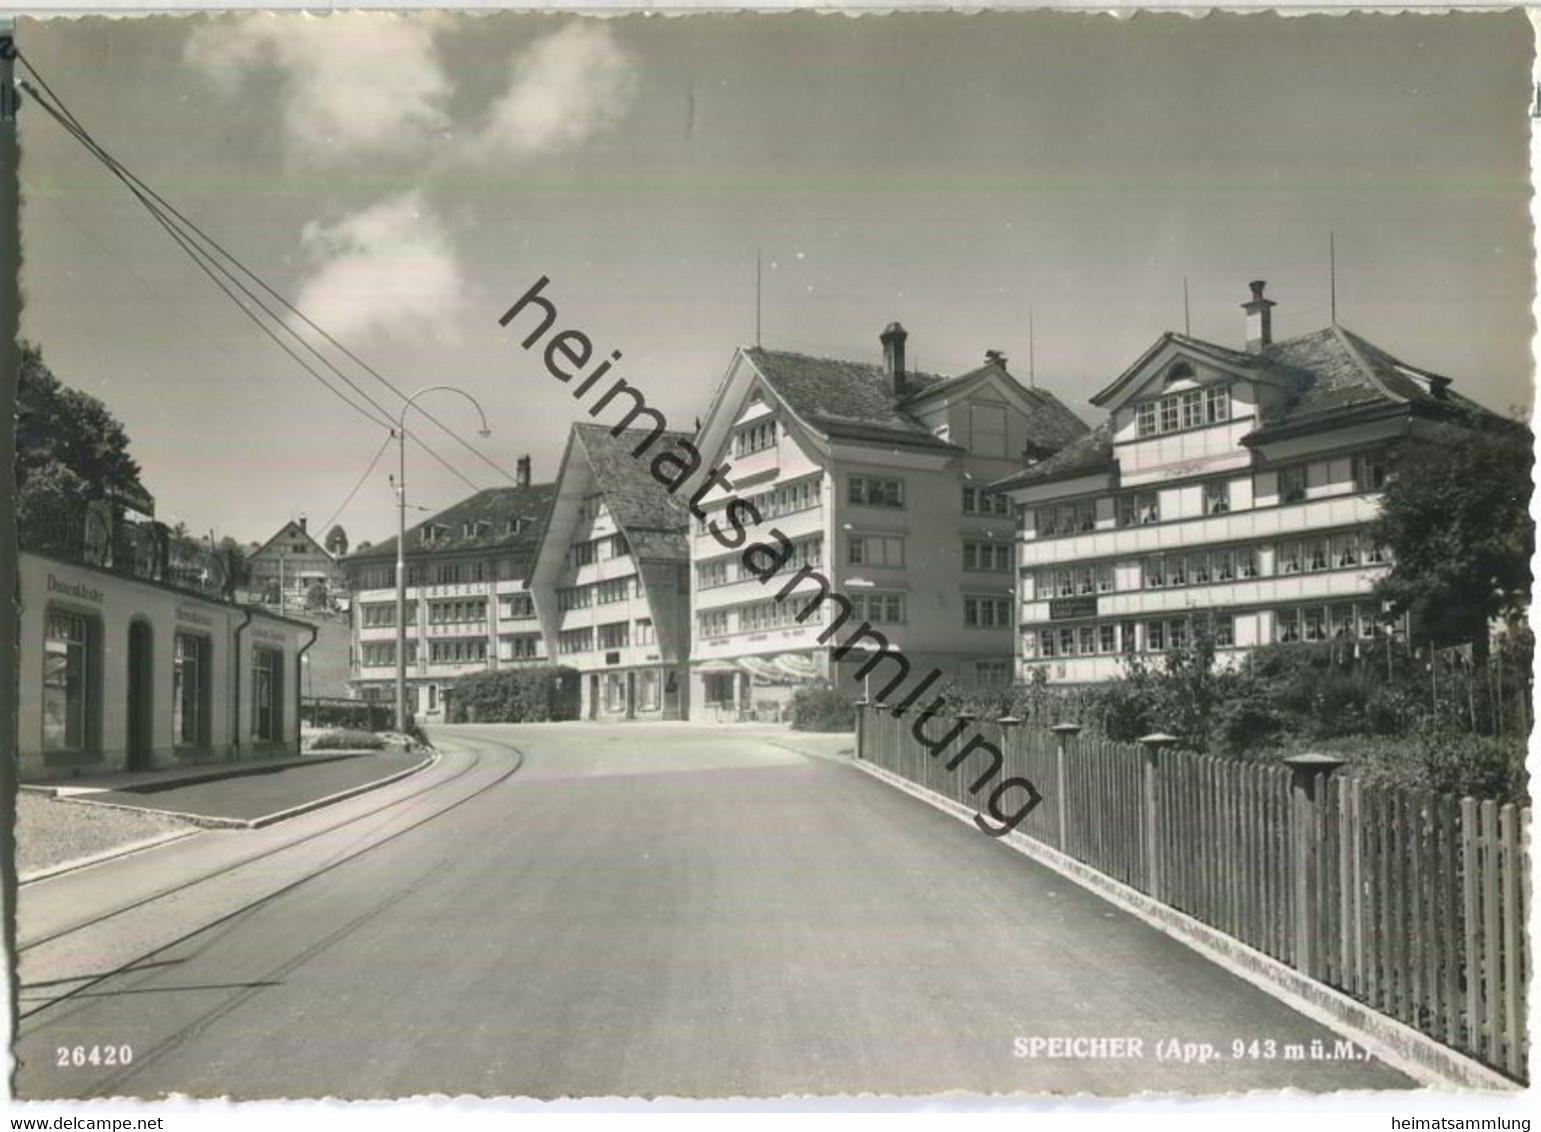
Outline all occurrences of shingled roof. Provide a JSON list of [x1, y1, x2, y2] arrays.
[[994, 322, 1497, 492], [1255, 324, 1490, 429], [743, 347, 1088, 456], [347, 482, 556, 563], [571, 423, 691, 561], [991, 422, 1116, 492]]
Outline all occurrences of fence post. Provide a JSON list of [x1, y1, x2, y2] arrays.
[[854, 699, 868, 761], [1283, 752, 1345, 978], [1139, 733, 1178, 901], [1051, 722, 1082, 850]]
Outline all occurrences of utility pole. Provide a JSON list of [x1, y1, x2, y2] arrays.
[[1, 21, 22, 955]]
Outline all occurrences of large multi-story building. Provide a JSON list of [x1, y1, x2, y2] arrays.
[[527, 424, 693, 721], [686, 322, 1089, 719], [998, 281, 1498, 684], [342, 456, 555, 720]]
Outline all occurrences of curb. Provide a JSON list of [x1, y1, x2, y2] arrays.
[[851, 757, 1520, 1094], [22, 751, 379, 799], [52, 750, 441, 833], [18, 827, 204, 886]]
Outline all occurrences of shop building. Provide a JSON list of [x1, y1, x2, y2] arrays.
[[687, 323, 1089, 720], [527, 424, 693, 721], [342, 456, 556, 721], [18, 546, 313, 783], [997, 281, 1500, 684]]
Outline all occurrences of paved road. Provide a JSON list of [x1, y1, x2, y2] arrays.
[[16, 723, 1415, 1100], [86, 750, 426, 821]]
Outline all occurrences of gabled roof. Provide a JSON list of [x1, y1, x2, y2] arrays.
[[347, 483, 557, 563], [570, 423, 691, 561], [743, 347, 959, 452], [991, 422, 1116, 493], [1091, 331, 1311, 407], [251, 519, 333, 562], [742, 348, 1089, 456], [1255, 324, 1488, 427]]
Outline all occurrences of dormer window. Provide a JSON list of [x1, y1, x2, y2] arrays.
[[735, 419, 778, 457], [1135, 381, 1232, 437], [422, 523, 449, 544]]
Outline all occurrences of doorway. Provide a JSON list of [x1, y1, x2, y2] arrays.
[[126, 620, 154, 770], [588, 674, 599, 720]]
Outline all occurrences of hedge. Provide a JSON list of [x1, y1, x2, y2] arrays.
[[446, 666, 581, 723]]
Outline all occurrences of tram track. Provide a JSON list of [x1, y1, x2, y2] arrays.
[[17, 732, 526, 1024]]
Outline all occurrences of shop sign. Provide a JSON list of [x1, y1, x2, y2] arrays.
[[1049, 597, 1098, 621]]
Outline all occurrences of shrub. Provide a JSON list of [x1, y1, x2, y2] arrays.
[[446, 666, 580, 723], [1407, 731, 1529, 802], [1212, 698, 1288, 757], [310, 728, 386, 751], [789, 682, 855, 731]]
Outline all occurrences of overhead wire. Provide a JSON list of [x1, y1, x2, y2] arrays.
[[318, 431, 395, 536], [14, 55, 501, 495], [14, 49, 518, 487]]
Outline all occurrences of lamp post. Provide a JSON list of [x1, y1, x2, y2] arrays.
[[395, 386, 492, 732]]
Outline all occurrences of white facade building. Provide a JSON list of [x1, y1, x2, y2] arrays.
[[528, 424, 692, 721], [344, 458, 556, 721], [687, 323, 1089, 719], [998, 282, 1497, 684]]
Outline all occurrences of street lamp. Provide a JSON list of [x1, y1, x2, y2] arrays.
[[395, 386, 492, 732]]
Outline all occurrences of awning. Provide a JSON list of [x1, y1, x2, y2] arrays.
[[692, 659, 740, 674]]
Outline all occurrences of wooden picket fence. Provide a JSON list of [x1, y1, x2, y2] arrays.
[[855, 704, 1531, 1082]]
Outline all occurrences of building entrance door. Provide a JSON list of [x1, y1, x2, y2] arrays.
[[126, 621, 153, 770]]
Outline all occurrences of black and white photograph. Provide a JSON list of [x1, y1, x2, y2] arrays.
[[3, 7, 1534, 1111]]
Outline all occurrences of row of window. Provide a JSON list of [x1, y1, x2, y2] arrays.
[[42, 611, 284, 753], [963, 596, 1013, 629], [735, 419, 778, 456], [848, 475, 905, 509], [557, 618, 655, 655], [428, 599, 487, 625], [1032, 451, 1391, 541], [352, 554, 534, 591], [500, 633, 541, 660], [1023, 601, 1397, 660], [697, 537, 823, 588], [567, 531, 630, 570], [1033, 531, 1392, 599], [693, 476, 826, 538], [1134, 384, 1232, 437], [361, 641, 419, 667], [420, 516, 531, 544], [363, 592, 536, 627], [558, 574, 638, 611]]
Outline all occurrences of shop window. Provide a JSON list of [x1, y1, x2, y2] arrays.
[[252, 647, 284, 744], [638, 670, 661, 711], [173, 633, 211, 748], [43, 609, 96, 753]]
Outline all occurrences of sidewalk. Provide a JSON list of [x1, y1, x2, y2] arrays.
[[22, 749, 382, 798]]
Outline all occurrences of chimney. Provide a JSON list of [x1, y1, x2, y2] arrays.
[[984, 349, 1007, 367], [516, 454, 532, 488], [880, 321, 909, 396], [1242, 280, 1276, 353], [298, 516, 307, 533]]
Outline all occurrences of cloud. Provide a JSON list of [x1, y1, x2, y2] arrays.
[[469, 21, 638, 159], [294, 192, 464, 343], [184, 13, 450, 161]]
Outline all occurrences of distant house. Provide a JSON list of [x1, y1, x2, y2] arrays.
[[248, 518, 345, 608]]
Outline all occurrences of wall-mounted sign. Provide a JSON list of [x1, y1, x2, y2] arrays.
[[252, 626, 287, 643], [46, 575, 103, 603], [1049, 597, 1098, 621], [605, 651, 621, 665], [177, 605, 214, 626]]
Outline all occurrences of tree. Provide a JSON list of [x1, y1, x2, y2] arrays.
[[1372, 418, 1534, 662], [305, 581, 330, 611], [325, 524, 349, 557], [18, 343, 145, 503]]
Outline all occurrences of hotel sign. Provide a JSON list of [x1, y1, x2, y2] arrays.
[[1048, 597, 1098, 621], [47, 574, 104, 603]]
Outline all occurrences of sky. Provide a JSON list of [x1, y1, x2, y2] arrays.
[[16, 11, 1534, 548]]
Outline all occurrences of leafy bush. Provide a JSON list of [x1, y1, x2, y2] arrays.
[[446, 666, 580, 724], [789, 682, 855, 732], [310, 728, 386, 751]]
